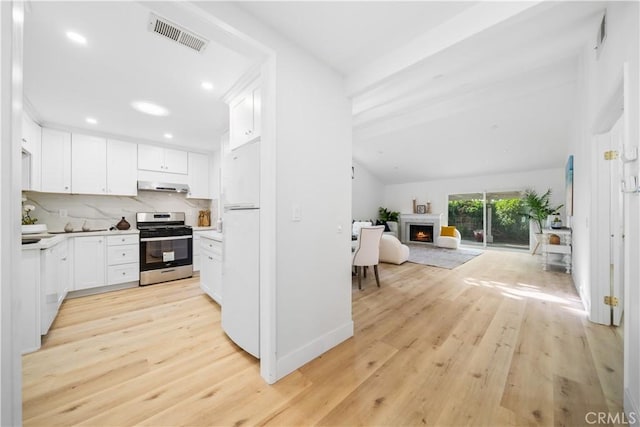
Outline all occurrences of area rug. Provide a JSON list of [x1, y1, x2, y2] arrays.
[[406, 244, 483, 269]]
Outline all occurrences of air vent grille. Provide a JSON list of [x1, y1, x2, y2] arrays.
[[149, 13, 208, 53]]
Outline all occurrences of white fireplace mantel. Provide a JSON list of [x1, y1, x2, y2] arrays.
[[400, 213, 443, 244]]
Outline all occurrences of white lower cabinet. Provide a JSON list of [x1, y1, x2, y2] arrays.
[[107, 234, 140, 285], [41, 239, 70, 334], [200, 236, 222, 304], [20, 250, 41, 354], [20, 239, 70, 354], [73, 236, 107, 290]]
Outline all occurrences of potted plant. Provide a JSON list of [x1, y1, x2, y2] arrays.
[[378, 207, 399, 222], [378, 207, 400, 238], [521, 188, 563, 233]]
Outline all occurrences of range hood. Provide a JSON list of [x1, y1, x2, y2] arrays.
[[138, 180, 189, 193]]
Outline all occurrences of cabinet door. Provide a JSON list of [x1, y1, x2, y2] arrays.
[[57, 240, 70, 303], [187, 152, 210, 199], [137, 144, 164, 172], [229, 93, 253, 150], [72, 134, 107, 195], [107, 139, 138, 195], [164, 148, 188, 174], [41, 129, 72, 193], [22, 115, 42, 191], [73, 236, 106, 290]]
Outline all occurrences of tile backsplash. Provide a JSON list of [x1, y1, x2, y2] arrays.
[[24, 191, 217, 232]]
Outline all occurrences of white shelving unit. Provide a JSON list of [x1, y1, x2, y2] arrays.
[[541, 228, 572, 273]]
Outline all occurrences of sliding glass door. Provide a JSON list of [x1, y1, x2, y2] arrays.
[[448, 191, 529, 250], [448, 193, 485, 247]]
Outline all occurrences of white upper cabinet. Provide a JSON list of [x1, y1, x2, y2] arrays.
[[41, 129, 72, 193], [71, 134, 107, 195], [229, 80, 261, 150], [107, 139, 137, 196], [187, 152, 211, 199], [71, 136, 137, 196], [21, 114, 42, 191], [138, 144, 188, 174]]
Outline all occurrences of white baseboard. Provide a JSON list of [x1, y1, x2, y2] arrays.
[[275, 321, 354, 381], [625, 387, 640, 427]]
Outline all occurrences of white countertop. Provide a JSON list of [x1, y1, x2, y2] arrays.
[[192, 226, 218, 232], [22, 229, 139, 250], [199, 230, 223, 242]]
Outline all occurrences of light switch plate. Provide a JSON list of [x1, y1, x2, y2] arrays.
[[292, 204, 301, 222]]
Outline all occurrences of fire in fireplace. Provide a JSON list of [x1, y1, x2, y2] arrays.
[[409, 224, 434, 243]]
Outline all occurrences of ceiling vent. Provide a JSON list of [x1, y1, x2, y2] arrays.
[[148, 13, 208, 53]]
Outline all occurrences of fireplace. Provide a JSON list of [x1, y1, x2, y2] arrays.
[[400, 213, 442, 245], [410, 224, 434, 243]]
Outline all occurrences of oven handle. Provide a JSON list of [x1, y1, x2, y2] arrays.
[[140, 235, 193, 242]]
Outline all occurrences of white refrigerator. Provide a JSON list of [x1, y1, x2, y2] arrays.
[[221, 141, 260, 358]]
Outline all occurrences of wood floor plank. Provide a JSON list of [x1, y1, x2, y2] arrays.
[[22, 250, 622, 426]]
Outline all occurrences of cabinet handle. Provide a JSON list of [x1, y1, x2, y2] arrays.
[[22, 138, 27, 142], [209, 256, 213, 260], [122, 272, 126, 275], [61, 257, 67, 261], [65, 186, 69, 190], [122, 253, 126, 256]]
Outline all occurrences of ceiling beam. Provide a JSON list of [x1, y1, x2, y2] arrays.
[[345, 1, 547, 97]]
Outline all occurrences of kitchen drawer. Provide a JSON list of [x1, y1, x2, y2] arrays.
[[107, 245, 139, 265], [107, 234, 139, 246], [108, 263, 139, 285], [201, 239, 222, 257]]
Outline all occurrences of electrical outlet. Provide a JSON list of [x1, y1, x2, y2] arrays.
[[59, 209, 68, 217]]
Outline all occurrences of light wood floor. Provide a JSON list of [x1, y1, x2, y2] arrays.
[[22, 250, 623, 426]]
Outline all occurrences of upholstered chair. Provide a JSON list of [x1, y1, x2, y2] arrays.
[[352, 225, 385, 290]]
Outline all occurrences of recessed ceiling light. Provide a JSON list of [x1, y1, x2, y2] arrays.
[[85, 117, 97, 125], [201, 81, 214, 91], [66, 31, 87, 45], [163, 133, 173, 139], [131, 101, 170, 117]]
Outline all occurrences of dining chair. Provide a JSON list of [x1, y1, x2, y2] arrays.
[[352, 225, 384, 290]]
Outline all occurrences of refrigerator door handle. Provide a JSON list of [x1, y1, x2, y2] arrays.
[[224, 203, 259, 211]]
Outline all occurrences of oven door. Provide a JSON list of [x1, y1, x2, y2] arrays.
[[139, 235, 193, 272]]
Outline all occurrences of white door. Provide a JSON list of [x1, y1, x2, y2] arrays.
[[610, 116, 625, 326], [107, 139, 137, 195], [593, 115, 625, 326], [72, 134, 107, 194]]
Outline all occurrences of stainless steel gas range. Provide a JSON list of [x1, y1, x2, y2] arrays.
[[136, 212, 193, 286]]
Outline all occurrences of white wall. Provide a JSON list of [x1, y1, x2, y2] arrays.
[[193, 2, 353, 381], [567, 1, 640, 419], [352, 160, 384, 220], [384, 168, 565, 223]]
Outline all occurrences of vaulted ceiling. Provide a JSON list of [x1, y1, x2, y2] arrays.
[[239, 1, 607, 184]]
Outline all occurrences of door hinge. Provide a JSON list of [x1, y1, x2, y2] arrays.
[[604, 150, 619, 160], [604, 296, 619, 307]]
